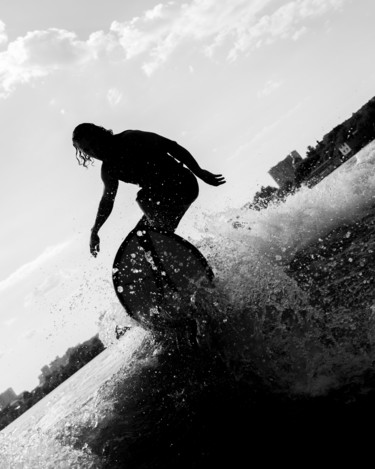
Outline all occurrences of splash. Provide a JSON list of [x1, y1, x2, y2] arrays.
[[94, 141, 375, 398], [2, 142, 375, 467], [0, 427, 101, 468], [186, 141, 375, 396]]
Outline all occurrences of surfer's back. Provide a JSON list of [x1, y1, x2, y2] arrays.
[[107, 130, 187, 187]]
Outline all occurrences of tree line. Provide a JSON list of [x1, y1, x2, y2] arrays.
[[249, 96, 375, 209], [0, 335, 104, 431]]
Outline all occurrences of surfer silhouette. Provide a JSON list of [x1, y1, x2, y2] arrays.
[[72, 123, 226, 257]]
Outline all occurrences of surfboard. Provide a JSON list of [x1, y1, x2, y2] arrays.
[[112, 226, 214, 332]]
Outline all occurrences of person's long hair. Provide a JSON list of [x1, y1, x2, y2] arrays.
[[72, 123, 113, 167]]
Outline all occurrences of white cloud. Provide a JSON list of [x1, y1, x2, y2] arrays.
[[0, 348, 12, 360], [107, 87, 123, 106], [111, 0, 347, 73], [0, 20, 7, 45], [0, 0, 347, 95], [112, 0, 272, 74], [3, 317, 18, 327], [258, 79, 282, 98], [0, 28, 95, 98], [110, 21, 152, 60], [144, 3, 166, 21], [142, 60, 159, 77], [36, 273, 64, 294], [23, 268, 77, 308], [21, 329, 38, 340], [228, 0, 346, 60], [0, 241, 71, 293], [292, 26, 308, 40]]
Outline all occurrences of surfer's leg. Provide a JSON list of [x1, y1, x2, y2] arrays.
[[136, 175, 199, 232], [136, 193, 183, 231]]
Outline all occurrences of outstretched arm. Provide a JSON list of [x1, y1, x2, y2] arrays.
[[90, 169, 119, 257], [169, 142, 226, 186]]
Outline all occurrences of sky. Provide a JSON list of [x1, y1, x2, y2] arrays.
[[1, 0, 375, 394]]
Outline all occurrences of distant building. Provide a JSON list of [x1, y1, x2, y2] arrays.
[[304, 142, 354, 186], [338, 142, 352, 156], [0, 388, 17, 410], [268, 150, 302, 189]]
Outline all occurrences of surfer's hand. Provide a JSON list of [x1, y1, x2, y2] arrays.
[[90, 231, 100, 257], [197, 169, 226, 186]]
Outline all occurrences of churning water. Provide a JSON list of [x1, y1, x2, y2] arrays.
[[2, 141, 375, 467]]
